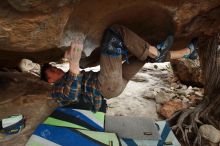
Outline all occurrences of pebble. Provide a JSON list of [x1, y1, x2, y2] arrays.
[[195, 91, 203, 97], [182, 97, 189, 103], [171, 83, 180, 89], [170, 93, 176, 98], [181, 85, 188, 90], [185, 89, 194, 95], [187, 86, 193, 90], [177, 90, 186, 95], [199, 124, 220, 143], [193, 87, 200, 91], [180, 95, 186, 100], [155, 91, 171, 104]]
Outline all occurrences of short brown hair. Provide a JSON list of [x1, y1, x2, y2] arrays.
[[40, 63, 52, 81]]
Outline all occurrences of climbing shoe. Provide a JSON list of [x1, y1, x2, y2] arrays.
[[147, 35, 174, 63], [0, 114, 25, 135], [101, 28, 129, 62], [183, 38, 198, 60]]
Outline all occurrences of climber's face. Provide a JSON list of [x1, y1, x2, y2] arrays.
[[45, 66, 65, 83]]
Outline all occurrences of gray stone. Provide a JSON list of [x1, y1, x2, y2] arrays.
[[185, 88, 194, 95], [179, 95, 186, 100], [187, 86, 193, 90], [181, 85, 188, 90], [195, 91, 203, 97], [193, 87, 201, 91], [171, 83, 179, 89], [155, 91, 171, 104], [170, 93, 176, 98], [182, 97, 190, 103], [199, 124, 220, 143], [176, 90, 186, 95]]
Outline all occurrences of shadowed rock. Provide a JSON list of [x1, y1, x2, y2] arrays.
[[0, 72, 58, 146], [0, 0, 220, 67]]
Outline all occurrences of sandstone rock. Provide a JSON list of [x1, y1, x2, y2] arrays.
[[159, 100, 187, 118], [0, 1, 73, 52], [0, 0, 220, 67], [7, 0, 74, 12], [199, 124, 220, 143], [171, 59, 204, 87]]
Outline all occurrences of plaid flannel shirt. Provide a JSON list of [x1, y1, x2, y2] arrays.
[[51, 71, 103, 112]]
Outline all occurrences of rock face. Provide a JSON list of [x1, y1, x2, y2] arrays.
[[171, 59, 204, 87], [0, 0, 220, 67]]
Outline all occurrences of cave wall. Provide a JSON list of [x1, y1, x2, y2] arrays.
[[0, 0, 220, 67]]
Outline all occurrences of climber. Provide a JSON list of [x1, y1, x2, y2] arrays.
[[41, 24, 198, 112]]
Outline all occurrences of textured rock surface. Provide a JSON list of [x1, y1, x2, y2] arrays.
[[171, 59, 204, 87], [0, 72, 58, 146], [0, 0, 220, 67], [159, 100, 187, 118], [199, 124, 220, 144]]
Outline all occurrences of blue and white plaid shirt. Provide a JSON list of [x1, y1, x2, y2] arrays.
[[51, 71, 103, 112]]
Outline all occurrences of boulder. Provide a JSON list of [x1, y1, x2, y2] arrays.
[[155, 91, 171, 104], [199, 124, 220, 144], [159, 100, 187, 118], [171, 59, 204, 87]]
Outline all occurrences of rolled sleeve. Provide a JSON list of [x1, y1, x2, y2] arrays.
[[51, 72, 82, 105]]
